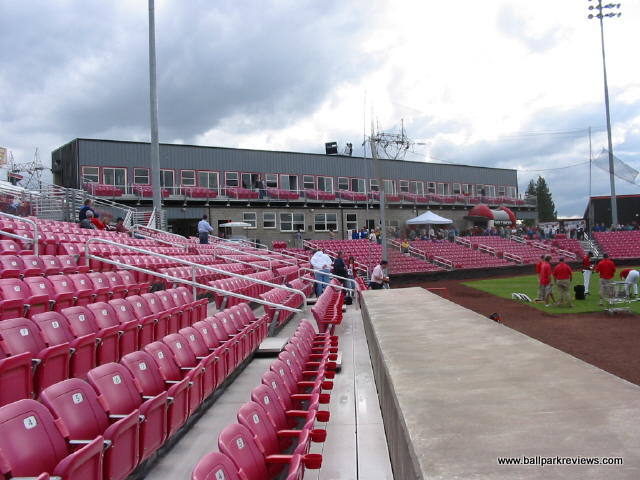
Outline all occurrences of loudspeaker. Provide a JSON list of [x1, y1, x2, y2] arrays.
[[574, 284, 585, 300], [325, 142, 338, 155]]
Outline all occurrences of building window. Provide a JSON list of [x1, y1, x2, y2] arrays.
[[497, 186, 506, 196], [103, 167, 126, 187], [485, 185, 496, 197], [280, 174, 298, 191], [338, 177, 349, 191], [303, 175, 315, 190], [265, 174, 278, 188], [507, 186, 517, 198], [243, 212, 257, 229], [346, 213, 358, 231], [370, 179, 379, 192], [350, 178, 366, 193], [133, 168, 149, 185], [198, 171, 219, 190], [452, 183, 461, 195], [436, 183, 445, 195], [426, 182, 436, 194], [317, 176, 333, 192], [82, 166, 99, 184], [314, 213, 338, 232], [161, 170, 175, 193], [225, 172, 239, 187], [280, 212, 305, 232], [263, 212, 276, 229], [181, 170, 196, 187], [411, 181, 424, 195], [476, 184, 485, 196], [383, 180, 396, 194], [241, 173, 258, 190], [399, 180, 410, 193]]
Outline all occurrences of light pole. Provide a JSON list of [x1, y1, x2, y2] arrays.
[[148, 0, 162, 226], [588, 0, 621, 228]]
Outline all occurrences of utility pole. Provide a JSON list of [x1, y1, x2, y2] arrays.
[[148, 0, 162, 226], [588, 0, 622, 228], [588, 126, 595, 230]]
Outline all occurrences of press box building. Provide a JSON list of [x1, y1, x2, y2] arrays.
[[52, 138, 537, 243]]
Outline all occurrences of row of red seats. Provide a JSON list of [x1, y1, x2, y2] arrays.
[[0, 287, 207, 406], [209, 270, 283, 310], [261, 276, 313, 328], [311, 280, 344, 334], [0, 303, 267, 480], [192, 319, 338, 480]]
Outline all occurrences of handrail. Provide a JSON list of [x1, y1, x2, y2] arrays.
[[510, 235, 526, 244], [83, 237, 307, 308], [432, 255, 455, 270], [209, 234, 307, 266], [206, 240, 299, 268], [477, 244, 496, 256], [130, 229, 189, 250], [0, 212, 39, 255], [82, 254, 303, 314], [216, 254, 272, 271], [503, 252, 524, 264], [132, 224, 186, 243], [556, 248, 577, 259], [454, 236, 471, 248]]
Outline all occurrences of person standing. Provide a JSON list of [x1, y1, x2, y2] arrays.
[[369, 260, 389, 290], [198, 214, 214, 244], [310, 248, 332, 296], [535, 254, 545, 301], [78, 199, 96, 222], [552, 257, 573, 307], [539, 255, 553, 307], [595, 253, 616, 306], [582, 251, 594, 296], [346, 256, 357, 295], [368, 230, 377, 243], [620, 268, 639, 297], [332, 251, 348, 286], [295, 229, 303, 249]]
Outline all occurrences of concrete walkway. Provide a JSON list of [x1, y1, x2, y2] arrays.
[[361, 287, 640, 480]]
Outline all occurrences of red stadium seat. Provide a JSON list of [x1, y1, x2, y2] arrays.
[[61, 306, 120, 365]]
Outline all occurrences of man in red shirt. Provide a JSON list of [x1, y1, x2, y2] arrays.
[[595, 253, 616, 305], [535, 254, 545, 301], [582, 251, 594, 296], [553, 257, 573, 307], [539, 255, 553, 307]]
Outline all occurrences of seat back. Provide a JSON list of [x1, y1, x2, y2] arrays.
[[141, 293, 164, 314], [31, 312, 75, 345], [143, 341, 183, 382], [178, 327, 210, 357], [262, 370, 293, 411], [39, 378, 109, 440], [163, 333, 198, 368], [0, 255, 23, 277], [120, 351, 166, 397], [86, 363, 142, 415], [237, 401, 280, 456], [0, 399, 70, 476], [0, 317, 47, 356], [217, 423, 270, 480], [251, 383, 289, 431], [192, 451, 240, 480], [86, 302, 119, 329], [60, 306, 100, 337], [108, 299, 138, 324]]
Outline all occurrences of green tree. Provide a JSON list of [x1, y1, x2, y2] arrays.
[[534, 176, 557, 222], [526, 179, 536, 197]]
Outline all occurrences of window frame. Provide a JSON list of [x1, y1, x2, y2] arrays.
[[317, 176, 334, 193], [383, 179, 396, 195], [314, 213, 339, 232], [369, 179, 379, 192], [497, 185, 506, 196], [337, 177, 349, 191], [133, 167, 150, 185], [303, 175, 315, 190], [180, 169, 196, 187], [102, 167, 127, 187], [265, 174, 278, 188], [225, 172, 239, 187], [197, 170, 219, 191], [81, 166, 100, 184], [452, 183, 461, 195], [280, 212, 305, 232], [350, 177, 366, 193], [399, 180, 410, 193], [426, 182, 436, 194], [410, 181, 424, 195], [242, 212, 257, 229], [345, 213, 358, 232], [263, 212, 276, 229], [241, 172, 259, 190]]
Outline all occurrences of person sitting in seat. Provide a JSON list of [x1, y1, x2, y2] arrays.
[[78, 199, 96, 222], [91, 213, 107, 230], [401, 239, 410, 255], [79, 210, 97, 229], [115, 217, 129, 234]]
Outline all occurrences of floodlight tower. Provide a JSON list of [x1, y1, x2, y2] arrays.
[[369, 119, 411, 262], [148, 0, 162, 226], [588, 0, 622, 228]]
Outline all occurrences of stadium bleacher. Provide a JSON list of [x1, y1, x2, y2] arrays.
[[0, 213, 357, 480], [410, 239, 512, 269], [594, 231, 640, 259]]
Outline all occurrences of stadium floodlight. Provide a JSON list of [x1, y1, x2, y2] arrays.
[[588, 0, 622, 227]]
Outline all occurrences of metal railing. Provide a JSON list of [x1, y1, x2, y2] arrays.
[[131, 224, 188, 248], [0, 212, 39, 255], [83, 238, 308, 312], [303, 239, 369, 277], [503, 252, 524, 264], [216, 254, 272, 272]]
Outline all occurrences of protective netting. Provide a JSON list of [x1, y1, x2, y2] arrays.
[[593, 148, 640, 185]]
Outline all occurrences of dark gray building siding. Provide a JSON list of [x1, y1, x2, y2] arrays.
[[52, 138, 519, 189]]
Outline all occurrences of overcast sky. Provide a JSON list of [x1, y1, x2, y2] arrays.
[[2, 0, 639, 217]]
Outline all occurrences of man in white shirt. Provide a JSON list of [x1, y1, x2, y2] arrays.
[[198, 214, 214, 244], [369, 231, 377, 242], [369, 260, 389, 290], [310, 248, 333, 296], [621, 268, 639, 296]]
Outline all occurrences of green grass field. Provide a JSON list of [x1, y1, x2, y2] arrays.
[[463, 269, 640, 314]]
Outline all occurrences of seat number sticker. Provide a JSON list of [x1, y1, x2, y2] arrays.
[[23, 416, 37, 429], [72, 393, 84, 404], [112, 375, 122, 384]]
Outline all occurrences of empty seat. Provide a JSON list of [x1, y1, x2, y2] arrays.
[[0, 278, 49, 319], [191, 451, 241, 480], [163, 333, 217, 399], [31, 311, 97, 378], [109, 298, 155, 349], [39, 378, 140, 480], [0, 317, 70, 393], [120, 351, 190, 439], [68, 273, 102, 304], [23, 276, 75, 312], [0, 347, 32, 407], [86, 363, 168, 462], [40, 255, 64, 276], [0, 399, 103, 480], [20, 254, 46, 277], [86, 302, 139, 358], [103, 271, 128, 299], [142, 292, 179, 335], [61, 306, 120, 365]]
